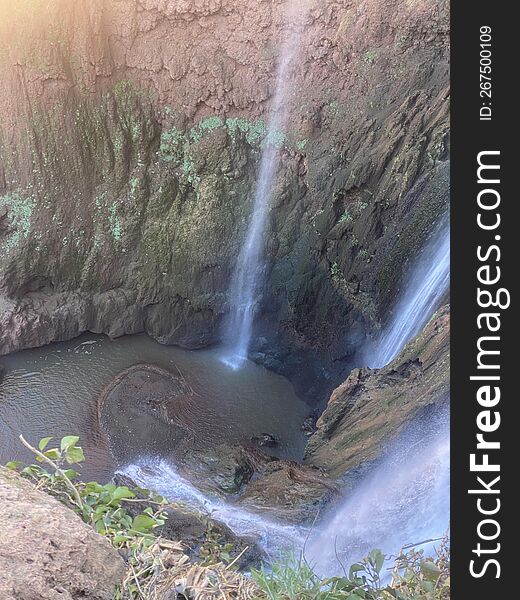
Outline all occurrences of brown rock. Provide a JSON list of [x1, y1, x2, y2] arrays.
[[0, 466, 126, 600], [235, 461, 339, 525], [305, 305, 450, 478]]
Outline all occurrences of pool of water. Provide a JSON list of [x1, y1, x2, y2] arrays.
[[0, 334, 311, 481]]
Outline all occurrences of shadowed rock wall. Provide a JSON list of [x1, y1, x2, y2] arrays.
[[0, 0, 449, 399]]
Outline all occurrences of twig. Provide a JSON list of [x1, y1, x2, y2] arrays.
[[301, 508, 320, 571], [19, 434, 84, 510], [129, 562, 145, 599], [225, 545, 249, 571], [401, 537, 444, 550], [334, 535, 348, 579], [119, 497, 165, 506]]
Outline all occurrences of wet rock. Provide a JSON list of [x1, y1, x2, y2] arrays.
[[113, 473, 264, 570], [177, 443, 274, 496], [301, 413, 319, 436], [235, 461, 340, 525], [0, 466, 125, 599], [99, 363, 194, 424], [305, 305, 450, 479], [251, 432, 279, 448]]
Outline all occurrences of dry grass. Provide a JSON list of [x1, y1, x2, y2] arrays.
[[121, 538, 261, 600]]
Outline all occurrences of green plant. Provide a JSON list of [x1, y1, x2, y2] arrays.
[[9, 435, 169, 598], [199, 517, 235, 567], [339, 210, 353, 224], [390, 538, 450, 600], [252, 543, 450, 600], [252, 549, 389, 599]]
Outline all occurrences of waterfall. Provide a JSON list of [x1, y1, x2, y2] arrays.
[[307, 411, 450, 576], [307, 222, 451, 573], [366, 223, 450, 369], [222, 4, 306, 368]]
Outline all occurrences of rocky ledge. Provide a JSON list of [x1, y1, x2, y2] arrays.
[[304, 305, 450, 479], [0, 466, 126, 600]]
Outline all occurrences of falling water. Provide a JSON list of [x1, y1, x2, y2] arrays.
[[222, 4, 306, 368], [307, 222, 451, 573], [366, 223, 450, 369], [307, 411, 450, 576], [120, 458, 305, 557]]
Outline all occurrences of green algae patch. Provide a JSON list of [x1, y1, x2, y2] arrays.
[[93, 192, 124, 244], [225, 117, 267, 145], [189, 116, 225, 143], [160, 127, 184, 163], [0, 192, 35, 253], [158, 115, 289, 201], [108, 203, 123, 242], [159, 126, 201, 192]]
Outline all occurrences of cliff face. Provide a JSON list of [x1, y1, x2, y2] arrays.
[[304, 305, 450, 478], [0, 0, 449, 389]]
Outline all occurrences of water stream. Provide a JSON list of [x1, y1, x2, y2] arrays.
[[307, 220, 451, 573], [121, 458, 305, 558], [307, 411, 450, 575], [365, 223, 450, 368], [222, 4, 307, 368]]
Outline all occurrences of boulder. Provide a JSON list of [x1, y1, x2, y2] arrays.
[[0, 466, 126, 600], [235, 461, 339, 525], [177, 444, 260, 495]]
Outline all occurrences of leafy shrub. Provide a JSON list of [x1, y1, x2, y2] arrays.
[[252, 545, 450, 600], [9, 435, 169, 597]]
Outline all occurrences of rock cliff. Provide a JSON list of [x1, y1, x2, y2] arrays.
[[304, 304, 450, 478], [0, 0, 449, 396]]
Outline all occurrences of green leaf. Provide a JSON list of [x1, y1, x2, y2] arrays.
[[43, 448, 61, 460], [349, 563, 365, 579], [95, 520, 106, 534], [420, 560, 442, 581], [63, 469, 79, 480], [132, 514, 157, 533], [65, 446, 85, 464], [5, 461, 23, 470], [112, 534, 129, 545], [369, 549, 385, 574], [84, 481, 104, 494], [111, 486, 135, 502], [60, 436, 80, 452], [38, 437, 53, 451]]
